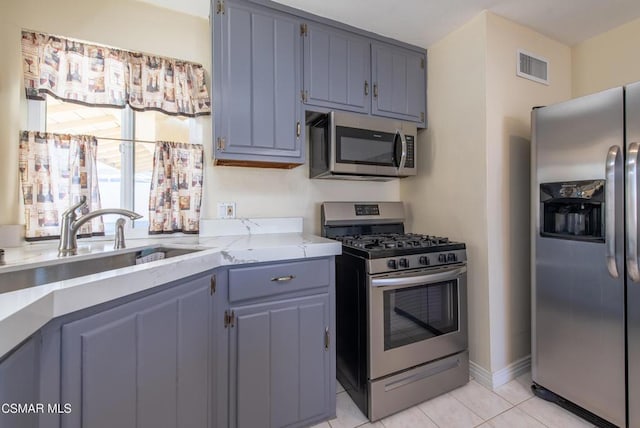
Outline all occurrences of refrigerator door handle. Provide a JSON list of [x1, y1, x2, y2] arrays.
[[627, 142, 640, 282], [606, 145, 621, 278]]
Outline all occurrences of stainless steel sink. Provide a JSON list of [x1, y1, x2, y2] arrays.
[[0, 246, 203, 295]]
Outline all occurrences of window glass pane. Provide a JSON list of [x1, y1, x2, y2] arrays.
[[42, 97, 198, 236], [96, 138, 122, 234], [134, 142, 155, 226], [134, 110, 190, 142], [46, 95, 123, 233], [46, 95, 122, 139], [133, 111, 192, 230]]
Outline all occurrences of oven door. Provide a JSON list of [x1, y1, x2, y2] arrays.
[[368, 264, 468, 379]]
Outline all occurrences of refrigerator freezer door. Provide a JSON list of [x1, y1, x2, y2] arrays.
[[533, 87, 625, 427], [626, 81, 640, 428]]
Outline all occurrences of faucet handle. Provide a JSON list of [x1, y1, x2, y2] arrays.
[[63, 196, 88, 218]]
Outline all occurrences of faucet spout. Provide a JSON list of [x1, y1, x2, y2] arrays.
[[58, 196, 143, 256]]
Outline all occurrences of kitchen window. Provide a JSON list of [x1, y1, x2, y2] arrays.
[[27, 95, 199, 235]]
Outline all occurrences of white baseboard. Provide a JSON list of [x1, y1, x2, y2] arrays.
[[470, 355, 531, 390]]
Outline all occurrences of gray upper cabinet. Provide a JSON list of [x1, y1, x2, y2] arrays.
[[213, 0, 304, 167], [212, 0, 427, 169], [302, 23, 370, 114], [372, 42, 426, 125]]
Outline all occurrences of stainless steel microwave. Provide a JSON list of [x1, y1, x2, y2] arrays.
[[309, 111, 417, 181]]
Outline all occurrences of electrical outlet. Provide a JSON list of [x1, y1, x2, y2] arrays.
[[216, 202, 236, 219], [226, 202, 236, 218]]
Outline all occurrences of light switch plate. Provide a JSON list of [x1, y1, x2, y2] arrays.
[[216, 202, 236, 219]]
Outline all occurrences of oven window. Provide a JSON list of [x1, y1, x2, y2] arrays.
[[383, 280, 458, 350]]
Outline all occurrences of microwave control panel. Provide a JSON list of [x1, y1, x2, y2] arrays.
[[405, 136, 415, 168]]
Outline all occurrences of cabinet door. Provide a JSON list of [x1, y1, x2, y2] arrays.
[[214, 1, 304, 165], [60, 274, 212, 428], [371, 42, 426, 125], [303, 23, 370, 113], [229, 294, 330, 428], [0, 335, 39, 428]]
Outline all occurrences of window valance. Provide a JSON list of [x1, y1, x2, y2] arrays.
[[21, 31, 211, 117]]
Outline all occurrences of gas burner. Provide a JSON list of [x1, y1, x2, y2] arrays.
[[339, 233, 452, 250], [333, 232, 464, 259]]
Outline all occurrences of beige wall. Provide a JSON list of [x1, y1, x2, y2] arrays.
[[402, 11, 572, 377], [572, 16, 640, 97], [401, 13, 492, 369], [0, 0, 400, 235], [484, 13, 571, 373]]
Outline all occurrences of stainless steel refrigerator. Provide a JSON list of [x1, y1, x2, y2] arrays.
[[532, 82, 640, 428]]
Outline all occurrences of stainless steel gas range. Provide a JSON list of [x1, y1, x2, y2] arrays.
[[321, 201, 469, 421]]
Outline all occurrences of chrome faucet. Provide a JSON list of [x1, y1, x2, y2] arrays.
[[58, 196, 143, 256], [114, 218, 127, 250]]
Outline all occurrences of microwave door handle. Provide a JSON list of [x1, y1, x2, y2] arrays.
[[628, 142, 640, 282], [605, 145, 621, 278], [397, 131, 407, 170]]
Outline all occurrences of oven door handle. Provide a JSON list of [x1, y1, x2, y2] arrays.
[[371, 265, 467, 288]]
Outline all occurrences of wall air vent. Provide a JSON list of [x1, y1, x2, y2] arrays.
[[517, 49, 549, 85]]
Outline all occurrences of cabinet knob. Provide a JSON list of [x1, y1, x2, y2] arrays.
[[364, 80, 369, 96], [373, 83, 378, 98], [270, 275, 296, 283]]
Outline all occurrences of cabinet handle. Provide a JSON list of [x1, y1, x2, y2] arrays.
[[364, 80, 369, 96], [270, 275, 296, 283], [373, 83, 378, 98], [296, 121, 301, 138], [324, 327, 330, 350]]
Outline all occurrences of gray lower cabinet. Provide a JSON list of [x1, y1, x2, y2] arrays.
[[231, 294, 331, 428], [371, 42, 426, 126], [213, 257, 336, 428], [0, 335, 40, 428], [59, 273, 213, 428], [213, 0, 304, 167], [1, 257, 335, 428]]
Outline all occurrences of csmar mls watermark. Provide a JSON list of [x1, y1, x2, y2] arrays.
[[1, 403, 72, 414]]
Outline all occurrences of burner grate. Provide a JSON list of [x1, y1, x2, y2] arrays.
[[337, 233, 452, 251]]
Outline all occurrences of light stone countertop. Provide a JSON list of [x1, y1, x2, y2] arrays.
[[0, 230, 341, 358]]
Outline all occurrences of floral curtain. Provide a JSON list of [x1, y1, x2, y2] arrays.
[[21, 31, 211, 117], [19, 131, 103, 241], [148, 142, 203, 234]]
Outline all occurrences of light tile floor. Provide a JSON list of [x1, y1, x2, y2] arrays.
[[312, 372, 598, 428]]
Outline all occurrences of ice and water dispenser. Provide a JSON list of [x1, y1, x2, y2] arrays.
[[540, 180, 604, 242]]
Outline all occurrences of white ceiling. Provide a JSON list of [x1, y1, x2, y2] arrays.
[[138, 0, 640, 47]]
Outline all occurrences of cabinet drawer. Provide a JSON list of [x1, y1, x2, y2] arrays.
[[228, 258, 330, 302]]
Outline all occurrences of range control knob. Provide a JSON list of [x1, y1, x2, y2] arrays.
[[387, 259, 397, 270], [419, 256, 430, 266], [399, 258, 409, 268], [438, 254, 447, 263], [447, 253, 457, 262]]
